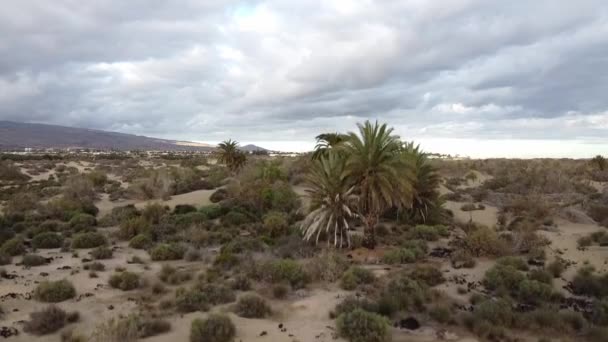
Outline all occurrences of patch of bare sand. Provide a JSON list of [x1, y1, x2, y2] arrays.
[[444, 201, 498, 228], [438, 184, 452, 195], [540, 218, 608, 287], [292, 185, 311, 211], [95, 189, 216, 217], [458, 170, 492, 189]]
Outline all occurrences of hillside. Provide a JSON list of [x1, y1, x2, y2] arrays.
[[0, 121, 216, 151]]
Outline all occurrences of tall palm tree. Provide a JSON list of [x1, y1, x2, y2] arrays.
[[401, 142, 440, 223], [300, 152, 357, 248], [217, 139, 246, 173], [312, 133, 349, 160], [342, 120, 412, 247]]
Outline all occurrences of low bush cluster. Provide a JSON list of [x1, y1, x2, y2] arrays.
[[24, 305, 79, 335], [336, 309, 390, 342], [340, 266, 375, 290], [149, 243, 185, 261], [108, 271, 141, 291], [90, 246, 113, 260], [34, 279, 76, 303], [190, 314, 235, 342], [253, 259, 310, 289], [71, 232, 107, 249], [32, 232, 64, 249], [235, 294, 271, 318], [22, 254, 48, 267]]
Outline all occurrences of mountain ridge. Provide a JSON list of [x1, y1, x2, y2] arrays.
[[0, 121, 265, 152]]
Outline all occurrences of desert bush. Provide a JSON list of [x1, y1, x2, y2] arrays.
[[340, 266, 376, 290], [591, 299, 608, 326], [529, 269, 553, 285], [221, 236, 266, 255], [175, 289, 209, 313], [429, 304, 454, 324], [221, 210, 250, 226], [209, 188, 229, 203], [235, 294, 271, 318], [184, 248, 201, 261], [149, 243, 185, 261], [108, 272, 141, 291], [71, 232, 107, 249], [254, 259, 310, 289], [173, 204, 197, 215], [159, 264, 192, 285], [570, 267, 608, 298], [450, 249, 476, 269], [578, 235, 594, 248], [483, 264, 525, 295], [90, 315, 138, 342], [99, 204, 139, 227], [83, 261, 105, 271], [272, 284, 289, 299], [69, 213, 96, 232], [22, 254, 48, 267], [497, 256, 529, 271], [190, 315, 235, 342], [466, 298, 514, 336], [0, 237, 26, 256], [129, 234, 153, 249], [410, 265, 445, 286], [197, 283, 236, 305], [32, 232, 64, 249], [407, 225, 448, 241], [199, 204, 224, 220], [306, 250, 350, 282], [24, 305, 79, 335], [119, 217, 149, 240], [379, 274, 429, 314], [136, 318, 171, 338], [547, 258, 566, 278], [336, 309, 390, 342], [516, 279, 555, 305], [331, 296, 379, 319], [263, 211, 289, 237], [34, 279, 76, 302], [382, 243, 426, 264], [213, 250, 240, 270], [0, 252, 11, 265], [464, 226, 509, 257], [90, 246, 113, 260], [231, 274, 252, 291]]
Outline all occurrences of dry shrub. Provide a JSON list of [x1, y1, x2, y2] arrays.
[[34, 279, 76, 303], [464, 226, 510, 257], [24, 305, 79, 335], [306, 250, 350, 282], [190, 315, 235, 342], [235, 294, 271, 318]]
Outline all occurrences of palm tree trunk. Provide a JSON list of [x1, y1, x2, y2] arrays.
[[362, 214, 377, 249]]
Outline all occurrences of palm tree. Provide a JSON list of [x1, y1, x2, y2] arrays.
[[591, 155, 606, 171], [217, 139, 246, 173], [401, 142, 441, 223], [300, 152, 357, 247], [342, 120, 412, 247], [312, 133, 349, 160]]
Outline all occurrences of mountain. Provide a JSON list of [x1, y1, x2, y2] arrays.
[[0, 121, 215, 151], [240, 144, 269, 153]]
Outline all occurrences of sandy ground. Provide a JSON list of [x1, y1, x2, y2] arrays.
[[444, 201, 498, 228], [96, 189, 216, 217]]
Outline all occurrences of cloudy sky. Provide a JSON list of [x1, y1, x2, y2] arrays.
[[1, 1, 608, 157]]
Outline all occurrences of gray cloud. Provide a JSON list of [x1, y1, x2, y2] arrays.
[[1, 0, 608, 151]]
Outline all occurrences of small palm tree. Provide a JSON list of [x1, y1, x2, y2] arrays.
[[401, 142, 441, 223], [217, 139, 246, 174], [300, 152, 357, 247], [312, 133, 349, 160], [591, 155, 606, 171], [342, 120, 412, 247]]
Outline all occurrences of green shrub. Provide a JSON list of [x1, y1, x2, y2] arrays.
[[209, 188, 229, 203], [407, 225, 448, 241], [199, 204, 224, 220], [410, 265, 445, 286], [71, 232, 107, 249], [465, 226, 509, 257], [591, 299, 608, 326], [429, 305, 453, 324], [516, 279, 555, 305], [221, 210, 250, 226], [137, 317, 171, 338], [175, 289, 209, 313], [22, 254, 48, 267], [483, 264, 525, 295], [336, 309, 390, 342], [221, 236, 266, 254], [24, 305, 79, 335], [173, 204, 197, 215], [263, 211, 289, 237], [158, 264, 192, 285], [108, 272, 141, 291], [69, 213, 96, 231], [149, 243, 185, 261], [119, 217, 149, 240], [90, 246, 113, 260], [32, 232, 64, 249], [497, 256, 529, 271], [129, 234, 153, 249], [231, 275, 252, 291], [190, 315, 235, 342], [529, 269, 553, 285], [196, 283, 236, 305], [256, 259, 310, 289], [571, 267, 608, 298], [34, 279, 76, 302], [340, 266, 375, 290], [83, 261, 105, 271], [471, 298, 515, 327], [0, 237, 26, 256], [305, 250, 350, 282], [379, 274, 429, 314], [332, 296, 379, 319], [382, 248, 417, 264], [235, 294, 271, 318]]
